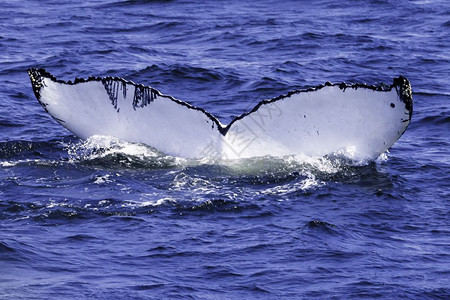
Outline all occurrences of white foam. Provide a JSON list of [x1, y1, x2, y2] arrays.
[[0, 161, 18, 167], [93, 174, 113, 184], [260, 174, 324, 196], [66, 135, 167, 166], [125, 197, 178, 207]]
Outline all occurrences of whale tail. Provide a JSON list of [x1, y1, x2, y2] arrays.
[[28, 68, 412, 160]]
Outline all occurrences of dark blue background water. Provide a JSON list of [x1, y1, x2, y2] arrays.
[[1, 0, 449, 298]]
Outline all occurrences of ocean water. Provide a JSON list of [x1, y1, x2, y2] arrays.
[[1, 0, 449, 298]]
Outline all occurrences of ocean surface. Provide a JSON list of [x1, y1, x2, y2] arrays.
[[1, 0, 449, 298]]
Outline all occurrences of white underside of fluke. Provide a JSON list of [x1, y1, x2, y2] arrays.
[[29, 69, 412, 160]]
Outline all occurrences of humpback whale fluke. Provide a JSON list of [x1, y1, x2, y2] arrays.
[[28, 68, 412, 160]]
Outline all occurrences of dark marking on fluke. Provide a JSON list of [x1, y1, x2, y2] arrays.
[[101, 77, 160, 110], [393, 76, 413, 120], [28, 68, 66, 124], [27, 68, 413, 136], [28, 68, 227, 134], [28, 68, 47, 109], [102, 78, 127, 111]]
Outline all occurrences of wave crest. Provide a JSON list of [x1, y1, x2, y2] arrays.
[[66, 135, 180, 169]]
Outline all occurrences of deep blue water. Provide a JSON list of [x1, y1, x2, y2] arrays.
[[1, 0, 449, 298]]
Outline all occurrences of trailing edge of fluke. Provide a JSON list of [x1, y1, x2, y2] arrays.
[[28, 68, 413, 160]]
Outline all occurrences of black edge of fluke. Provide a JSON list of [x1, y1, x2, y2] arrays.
[[28, 68, 46, 102], [225, 75, 413, 131], [28, 68, 50, 114], [393, 75, 413, 120], [27, 68, 227, 134], [27, 68, 413, 136]]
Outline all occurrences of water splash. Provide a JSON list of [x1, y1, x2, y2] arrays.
[[65, 135, 181, 169]]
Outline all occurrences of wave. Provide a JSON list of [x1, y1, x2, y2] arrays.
[[99, 0, 175, 8], [0, 140, 62, 160], [66, 135, 180, 169], [65, 135, 383, 170], [1, 134, 384, 173], [0, 134, 396, 223], [418, 114, 450, 125]]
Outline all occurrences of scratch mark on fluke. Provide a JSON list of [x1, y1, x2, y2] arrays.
[[101, 78, 127, 111]]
